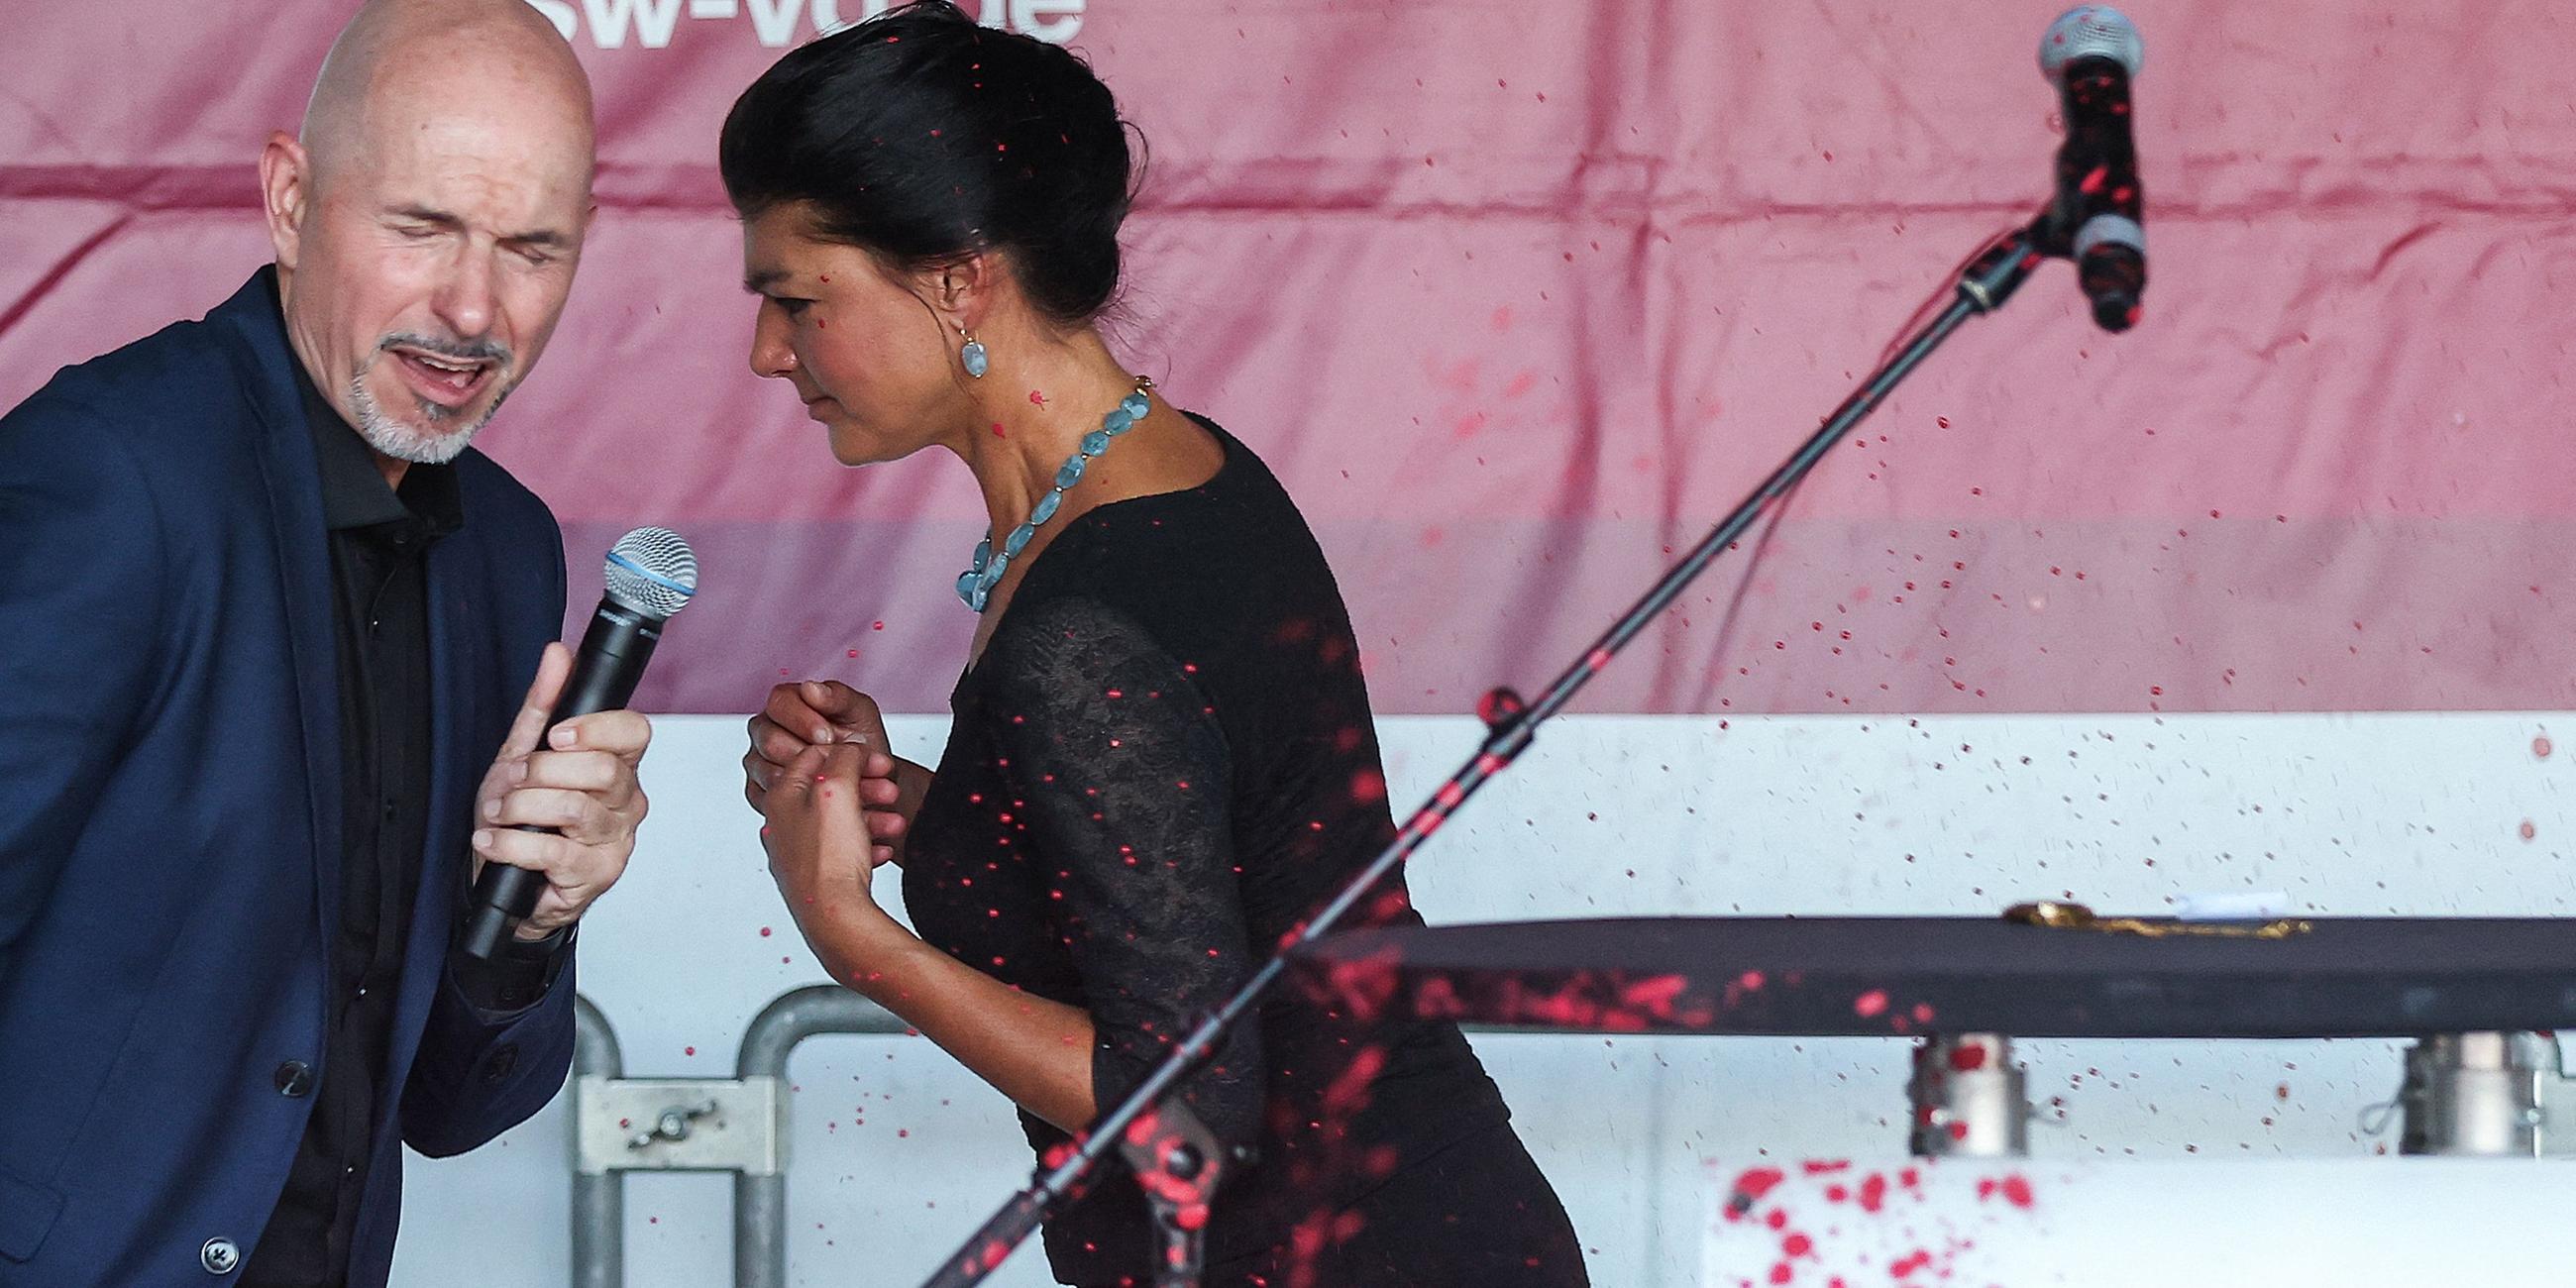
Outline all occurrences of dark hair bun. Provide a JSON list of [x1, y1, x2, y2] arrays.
[[720, 0, 1137, 327]]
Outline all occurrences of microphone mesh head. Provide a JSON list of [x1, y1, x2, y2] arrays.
[[602, 526, 699, 620], [2039, 5, 2143, 82]]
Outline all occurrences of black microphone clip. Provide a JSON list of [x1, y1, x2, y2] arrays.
[[2036, 5, 2148, 333]]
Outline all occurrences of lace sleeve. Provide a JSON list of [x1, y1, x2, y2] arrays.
[[974, 595, 1263, 1153]]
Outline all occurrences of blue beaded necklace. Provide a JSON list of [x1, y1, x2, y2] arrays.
[[956, 376, 1154, 613]]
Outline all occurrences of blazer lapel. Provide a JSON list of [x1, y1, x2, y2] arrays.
[[218, 270, 344, 949]]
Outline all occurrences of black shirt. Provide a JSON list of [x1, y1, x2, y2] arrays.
[[902, 416, 1568, 1285], [241, 357, 560, 1286]]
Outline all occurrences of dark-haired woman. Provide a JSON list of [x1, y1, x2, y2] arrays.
[[731, 5, 1585, 1285]]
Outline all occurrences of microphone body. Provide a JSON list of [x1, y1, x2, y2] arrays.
[[459, 527, 698, 960], [2038, 6, 2147, 332]]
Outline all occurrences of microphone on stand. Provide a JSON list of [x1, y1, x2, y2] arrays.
[[459, 526, 699, 960], [2037, 5, 2148, 332]]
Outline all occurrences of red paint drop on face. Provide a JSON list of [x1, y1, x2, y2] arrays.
[[1853, 989, 1888, 1019], [1028, 389, 1048, 407], [991, 421, 1008, 437], [1999, 1175, 2034, 1209], [2535, 736, 2554, 759]]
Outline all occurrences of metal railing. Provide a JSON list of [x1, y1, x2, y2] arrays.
[[566, 991, 2576, 1287], [570, 987, 908, 1288]]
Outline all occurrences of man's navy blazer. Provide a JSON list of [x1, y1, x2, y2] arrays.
[[0, 268, 579, 1285]]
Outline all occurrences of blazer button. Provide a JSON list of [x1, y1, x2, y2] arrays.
[[480, 1043, 519, 1084], [201, 1237, 242, 1274], [273, 1060, 315, 1098]]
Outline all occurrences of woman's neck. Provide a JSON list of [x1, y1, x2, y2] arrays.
[[953, 328, 1145, 539]]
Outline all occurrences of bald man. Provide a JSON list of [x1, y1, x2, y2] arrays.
[[0, 4, 647, 1284]]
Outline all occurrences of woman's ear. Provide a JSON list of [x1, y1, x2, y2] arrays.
[[931, 252, 1003, 336]]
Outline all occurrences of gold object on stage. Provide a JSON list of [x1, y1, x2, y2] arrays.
[[2001, 900, 2313, 939]]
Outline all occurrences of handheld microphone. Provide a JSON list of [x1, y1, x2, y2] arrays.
[[2038, 5, 2147, 332], [459, 526, 699, 960]]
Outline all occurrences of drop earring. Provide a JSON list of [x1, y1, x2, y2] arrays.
[[959, 328, 989, 378]]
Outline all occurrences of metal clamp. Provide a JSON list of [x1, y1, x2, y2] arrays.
[[1908, 1033, 2030, 1157], [2397, 1031, 2576, 1157], [577, 1075, 786, 1176]]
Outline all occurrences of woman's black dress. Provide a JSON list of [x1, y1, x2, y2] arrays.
[[901, 415, 1587, 1287]]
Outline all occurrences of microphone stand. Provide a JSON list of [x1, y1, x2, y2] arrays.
[[918, 219, 2053, 1288]]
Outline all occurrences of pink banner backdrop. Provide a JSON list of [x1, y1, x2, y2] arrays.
[[5, 2, 2570, 715]]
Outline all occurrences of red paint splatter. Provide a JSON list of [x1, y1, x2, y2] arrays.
[[2521, 819, 2537, 840], [1999, 1175, 2034, 1209], [684, 1046, 697, 1056], [1782, 1233, 1814, 1257], [1731, 1166, 1788, 1211], [1948, 1044, 1988, 1071], [1768, 1261, 1793, 1284], [1857, 1173, 1887, 1213], [2535, 735, 2554, 759]]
